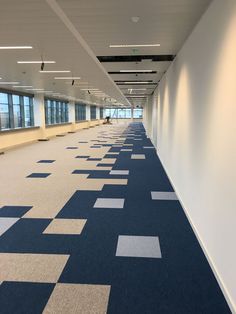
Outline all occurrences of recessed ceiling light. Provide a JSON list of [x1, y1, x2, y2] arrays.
[[39, 70, 71, 73], [0, 82, 19, 85], [17, 61, 55, 64], [120, 70, 153, 72], [13, 85, 33, 88], [109, 44, 160, 48], [54, 77, 80, 79], [0, 46, 33, 49]]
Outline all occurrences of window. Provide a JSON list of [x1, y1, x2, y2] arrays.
[[104, 108, 131, 119], [75, 103, 86, 121], [13, 95, 22, 128], [24, 96, 34, 126], [45, 99, 69, 125], [90, 105, 97, 120], [133, 108, 143, 118], [0, 93, 10, 130], [100, 107, 104, 119], [0, 91, 34, 130]]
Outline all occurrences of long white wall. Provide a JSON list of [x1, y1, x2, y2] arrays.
[[145, 0, 236, 311]]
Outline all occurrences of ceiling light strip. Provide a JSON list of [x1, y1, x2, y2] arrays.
[[18, 61, 55, 64], [54, 77, 80, 79], [39, 70, 71, 73], [0, 46, 33, 49], [109, 44, 160, 48], [0, 82, 19, 85]]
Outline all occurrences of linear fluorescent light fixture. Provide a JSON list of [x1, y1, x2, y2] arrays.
[[0, 82, 19, 85], [39, 70, 71, 73], [54, 77, 80, 79], [124, 81, 151, 84], [110, 44, 160, 48], [13, 85, 33, 88], [36, 90, 53, 93], [0, 46, 33, 49], [128, 88, 147, 90], [127, 96, 147, 98], [80, 88, 99, 91], [26, 88, 44, 91], [18, 61, 55, 64], [120, 70, 153, 72]]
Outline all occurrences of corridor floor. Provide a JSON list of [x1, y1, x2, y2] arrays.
[[0, 122, 230, 313]]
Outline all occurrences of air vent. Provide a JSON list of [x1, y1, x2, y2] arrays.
[[97, 55, 175, 63]]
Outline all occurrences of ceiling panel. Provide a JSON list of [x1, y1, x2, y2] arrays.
[[0, 0, 212, 107]]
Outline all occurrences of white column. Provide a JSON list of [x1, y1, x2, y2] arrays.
[[33, 94, 46, 138], [86, 105, 90, 121], [68, 101, 75, 123], [96, 106, 100, 120]]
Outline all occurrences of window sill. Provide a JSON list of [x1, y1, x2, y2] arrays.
[[0, 126, 40, 134], [75, 120, 89, 123]]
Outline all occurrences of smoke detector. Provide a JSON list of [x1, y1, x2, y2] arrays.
[[131, 16, 140, 23]]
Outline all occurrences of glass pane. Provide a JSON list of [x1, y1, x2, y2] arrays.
[[23, 96, 30, 106], [0, 104, 10, 129], [24, 97, 31, 126], [12, 95, 20, 104], [13, 104, 22, 127], [0, 93, 8, 103], [24, 105, 31, 126], [52, 101, 56, 123], [133, 108, 143, 118], [126, 109, 131, 118], [65, 104, 69, 122]]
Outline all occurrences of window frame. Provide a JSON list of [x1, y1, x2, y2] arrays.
[[0, 89, 34, 131], [44, 98, 69, 126]]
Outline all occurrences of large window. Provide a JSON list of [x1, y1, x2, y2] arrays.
[[45, 99, 69, 125], [104, 108, 131, 119], [104, 108, 143, 119], [90, 105, 97, 120], [75, 103, 86, 121], [0, 91, 34, 130], [0, 93, 10, 129], [133, 108, 143, 118]]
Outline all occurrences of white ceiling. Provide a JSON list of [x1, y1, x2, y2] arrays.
[[0, 0, 212, 107]]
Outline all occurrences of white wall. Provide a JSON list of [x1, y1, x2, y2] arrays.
[[148, 0, 236, 311]]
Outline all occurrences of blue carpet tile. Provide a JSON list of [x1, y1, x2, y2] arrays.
[[37, 160, 55, 163], [86, 158, 102, 161], [0, 122, 230, 313], [0, 282, 55, 314], [75, 155, 90, 159], [26, 173, 51, 178], [0, 206, 32, 217]]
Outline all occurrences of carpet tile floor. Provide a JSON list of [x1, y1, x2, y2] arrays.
[[0, 122, 231, 313]]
